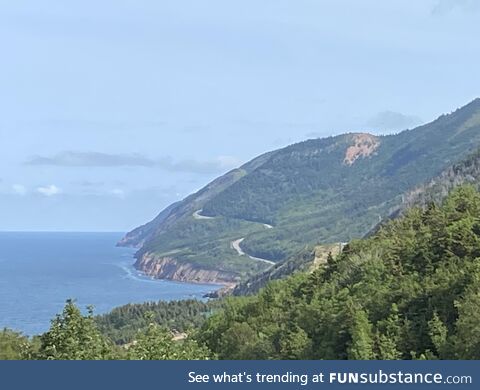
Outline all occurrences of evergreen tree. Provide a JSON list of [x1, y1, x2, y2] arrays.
[[428, 312, 448, 359], [453, 283, 480, 359], [347, 308, 375, 360], [375, 304, 402, 359], [279, 324, 311, 359]]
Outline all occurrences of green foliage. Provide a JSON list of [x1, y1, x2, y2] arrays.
[[35, 300, 114, 360], [232, 245, 318, 296], [197, 186, 480, 360], [0, 329, 32, 360], [428, 313, 448, 358], [347, 307, 375, 360], [279, 324, 311, 359], [375, 304, 402, 359], [139, 215, 271, 279], [95, 299, 215, 345], [6, 300, 215, 360], [453, 282, 480, 359], [127, 313, 211, 360]]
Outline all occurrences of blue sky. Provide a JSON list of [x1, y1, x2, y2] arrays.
[[1, 0, 480, 231]]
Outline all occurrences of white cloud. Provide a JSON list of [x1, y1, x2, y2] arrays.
[[27, 151, 155, 167], [25, 151, 241, 174], [12, 184, 27, 196], [36, 184, 62, 197]]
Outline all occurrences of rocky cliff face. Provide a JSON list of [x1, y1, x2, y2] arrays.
[[134, 253, 238, 285]]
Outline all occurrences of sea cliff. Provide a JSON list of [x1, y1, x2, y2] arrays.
[[134, 253, 238, 285]]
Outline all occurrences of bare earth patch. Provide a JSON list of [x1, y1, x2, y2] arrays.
[[343, 133, 380, 165]]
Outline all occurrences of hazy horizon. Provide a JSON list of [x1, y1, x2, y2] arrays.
[[2, 0, 480, 231]]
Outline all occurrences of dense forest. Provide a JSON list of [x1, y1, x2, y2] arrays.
[[198, 186, 480, 359], [2, 185, 480, 360], [95, 299, 215, 345], [243, 147, 480, 294]]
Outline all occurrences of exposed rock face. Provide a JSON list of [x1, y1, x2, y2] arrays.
[[343, 133, 380, 165], [135, 253, 238, 285]]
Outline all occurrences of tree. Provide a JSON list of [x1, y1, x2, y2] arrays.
[[375, 304, 402, 360], [36, 300, 113, 360], [0, 329, 31, 359], [428, 312, 448, 359], [376, 333, 400, 360], [347, 308, 375, 360], [128, 313, 210, 360], [279, 324, 311, 359], [218, 322, 260, 360], [453, 284, 480, 359]]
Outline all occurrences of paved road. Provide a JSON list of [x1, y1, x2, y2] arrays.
[[193, 209, 275, 265], [192, 209, 215, 220], [231, 238, 275, 265]]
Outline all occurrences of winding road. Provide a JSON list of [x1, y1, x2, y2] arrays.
[[192, 209, 215, 220], [193, 209, 276, 266], [230, 238, 275, 265]]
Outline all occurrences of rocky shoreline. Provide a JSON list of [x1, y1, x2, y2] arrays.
[[134, 252, 238, 286]]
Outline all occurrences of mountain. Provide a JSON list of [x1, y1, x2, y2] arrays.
[[392, 148, 480, 216], [233, 145, 480, 295], [197, 186, 480, 359], [120, 98, 480, 285]]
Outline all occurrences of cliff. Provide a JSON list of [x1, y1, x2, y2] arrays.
[[134, 253, 239, 285]]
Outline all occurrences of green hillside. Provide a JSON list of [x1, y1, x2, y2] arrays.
[[121, 98, 480, 282], [235, 146, 480, 295], [198, 186, 480, 359]]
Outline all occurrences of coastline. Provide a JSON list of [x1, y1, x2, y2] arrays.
[[133, 251, 238, 286]]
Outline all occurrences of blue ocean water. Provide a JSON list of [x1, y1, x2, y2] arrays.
[[0, 232, 216, 336]]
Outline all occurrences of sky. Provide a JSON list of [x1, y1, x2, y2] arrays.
[[1, 0, 480, 231]]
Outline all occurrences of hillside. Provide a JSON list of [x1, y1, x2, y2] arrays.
[[120, 98, 480, 284], [197, 186, 480, 359], [231, 243, 342, 296], [234, 146, 480, 295], [395, 149, 480, 215], [6, 186, 480, 360]]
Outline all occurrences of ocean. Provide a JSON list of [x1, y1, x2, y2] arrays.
[[0, 232, 215, 336]]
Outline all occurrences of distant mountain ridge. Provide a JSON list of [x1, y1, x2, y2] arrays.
[[120, 98, 480, 285]]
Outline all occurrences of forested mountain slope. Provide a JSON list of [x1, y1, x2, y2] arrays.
[[235, 147, 480, 295], [396, 149, 480, 215], [198, 186, 480, 359], [121, 99, 480, 284]]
